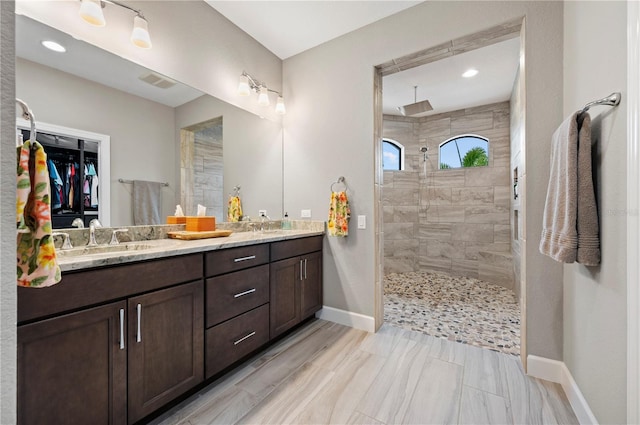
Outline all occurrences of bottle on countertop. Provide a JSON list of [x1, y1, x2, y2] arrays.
[[282, 212, 291, 230]]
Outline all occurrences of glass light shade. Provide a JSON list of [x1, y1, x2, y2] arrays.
[[131, 15, 152, 49], [238, 75, 251, 96], [258, 86, 270, 106], [79, 0, 106, 27], [275, 96, 286, 115]]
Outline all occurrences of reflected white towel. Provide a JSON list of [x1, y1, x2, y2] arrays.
[[133, 180, 163, 225]]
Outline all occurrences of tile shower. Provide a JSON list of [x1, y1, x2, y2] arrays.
[[382, 101, 520, 354]]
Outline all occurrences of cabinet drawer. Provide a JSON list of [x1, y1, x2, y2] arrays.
[[205, 304, 269, 378], [270, 236, 323, 262], [205, 244, 269, 276], [206, 264, 269, 327]]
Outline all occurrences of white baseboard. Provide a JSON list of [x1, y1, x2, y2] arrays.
[[315, 306, 375, 333], [527, 355, 599, 424]]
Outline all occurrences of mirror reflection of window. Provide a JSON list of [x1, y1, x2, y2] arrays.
[[382, 138, 404, 171], [439, 134, 489, 169]]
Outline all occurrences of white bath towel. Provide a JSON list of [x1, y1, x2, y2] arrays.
[[539, 112, 600, 265], [133, 180, 163, 225]]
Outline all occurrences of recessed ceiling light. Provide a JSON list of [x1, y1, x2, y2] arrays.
[[41, 40, 66, 53], [462, 68, 479, 78]]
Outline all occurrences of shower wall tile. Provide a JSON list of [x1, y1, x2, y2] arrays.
[[383, 171, 395, 187], [383, 101, 513, 280], [422, 187, 452, 205], [419, 223, 452, 240], [451, 187, 494, 205], [451, 112, 493, 134], [384, 223, 417, 240], [465, 206, 510, 225], [429, 170, 466, 187], [392, 172, 420, 189], [425, 206, 465, 223], [451, 223, 494, 242], [383, 188, 418, 206], [494, 224, 512, 243], [385, 257, 416, 274]]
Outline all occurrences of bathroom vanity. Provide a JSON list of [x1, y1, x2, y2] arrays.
[[17, 229, 323, 425]]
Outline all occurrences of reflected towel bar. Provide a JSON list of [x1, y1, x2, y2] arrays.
[[118, 178, 169, 187], [579, 92, 621, 116]]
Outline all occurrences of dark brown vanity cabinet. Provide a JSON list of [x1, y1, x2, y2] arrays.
[[18, 302, 127, 425], [17, 254, 204, 425], [270, 236, 323, 338]]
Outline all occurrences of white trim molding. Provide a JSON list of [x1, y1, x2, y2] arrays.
[[527, 355, 598, 425], [628, 1, 640, 423], [315, 306, 375, 333]]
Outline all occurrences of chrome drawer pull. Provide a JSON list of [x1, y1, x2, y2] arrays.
[[233, 331, 256, 345], [136, 303, 142, 343], [234, 288, 256, 298], [304, 258, 308, 280], [119, 309, 125, 350], [300, 260, 303, 281], [234, 255, 256, 263]]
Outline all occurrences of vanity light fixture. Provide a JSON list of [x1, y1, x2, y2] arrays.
[[462, 68, 479, 78], [237, 71, 286, 115], [78, 0, 152, 49]]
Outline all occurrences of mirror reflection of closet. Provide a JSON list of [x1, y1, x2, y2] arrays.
[[17, 119, 111, 228]]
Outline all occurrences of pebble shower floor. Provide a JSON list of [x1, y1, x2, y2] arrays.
[[384, 270, 520, 355]]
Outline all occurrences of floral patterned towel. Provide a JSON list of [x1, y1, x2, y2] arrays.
[[17, 140, 61, 287], [328, 191, 350, 237], [227, 195, 243, 222]]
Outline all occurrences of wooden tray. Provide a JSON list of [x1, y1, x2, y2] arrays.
[[167, 230, 232, 240]]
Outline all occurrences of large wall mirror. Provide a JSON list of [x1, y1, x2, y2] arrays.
[[15, 13, 283, 228]]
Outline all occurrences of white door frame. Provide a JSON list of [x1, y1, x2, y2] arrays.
[[627, 1, 640, 423]]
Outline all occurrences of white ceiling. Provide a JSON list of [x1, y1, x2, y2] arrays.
[[206, 1, 422, 60]]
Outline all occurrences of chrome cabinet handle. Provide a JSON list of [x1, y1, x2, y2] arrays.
[[299, 260, 303, 281], [136, 303, 142, 343], [234, 288, 256, 298], [119, 308, 125, 350], [234, 255, 256, 263], [233, 331, 256, 345], [304, 258, 308, 280]]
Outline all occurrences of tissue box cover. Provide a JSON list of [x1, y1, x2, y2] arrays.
[[167, 216, 187, 224], [186, 216, 216, 232]]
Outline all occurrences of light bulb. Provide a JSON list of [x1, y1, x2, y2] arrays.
[[79, 0, 106, 27], [258, 86, 270, 106], [41, 40, 66, 53], [462, 68, 479, 78], [131, 15, 152, 49], [238, 75, 251, 96], [275, 96, 286, 115]]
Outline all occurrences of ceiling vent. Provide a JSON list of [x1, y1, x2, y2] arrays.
[[138, 72, 177, 89]]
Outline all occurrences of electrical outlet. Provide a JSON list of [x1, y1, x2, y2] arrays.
[[258, 209, 267, 217], [301, 209, 312, 218]]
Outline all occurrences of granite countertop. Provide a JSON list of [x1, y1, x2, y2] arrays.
[[56, 223, 324, 272]]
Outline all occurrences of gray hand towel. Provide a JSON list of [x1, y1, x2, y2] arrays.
[[133, 180, 163, 225], [540, 112, 600, 265]]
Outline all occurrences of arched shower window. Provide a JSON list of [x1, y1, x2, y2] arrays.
[[439, 134, 489, 169], [382, 138, 404, 171]]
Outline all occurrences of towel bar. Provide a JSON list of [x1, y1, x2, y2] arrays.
[[118, 178, 169, 187], [580, 92, 621, 116]]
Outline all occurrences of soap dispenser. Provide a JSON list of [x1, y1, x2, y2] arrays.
[[282, 212, 291, 230]]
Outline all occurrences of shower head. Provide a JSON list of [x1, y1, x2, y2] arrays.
[[419, 146, 428, 153]]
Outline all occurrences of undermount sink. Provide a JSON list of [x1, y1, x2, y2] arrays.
[[56, 241, 156, 258]]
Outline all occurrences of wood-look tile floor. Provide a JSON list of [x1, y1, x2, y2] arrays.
[[150, 320, 578, 425]]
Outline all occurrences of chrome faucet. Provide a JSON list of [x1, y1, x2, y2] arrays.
[[87, 219, 103, 247], [259, 213, 271, 233], [110, 229, 129, 245], [71, 218, 84, 229], [52, 232, 73, 249]]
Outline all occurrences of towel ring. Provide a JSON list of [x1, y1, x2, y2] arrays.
[[331, 176, 347, 192]]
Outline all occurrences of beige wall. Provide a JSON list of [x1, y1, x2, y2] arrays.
[[284, 1, 563, 360], [562, 1, 627, 423], [16, 58, 177, 227], [0, 1, 16, 421], [383, 102, 513, 288]]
